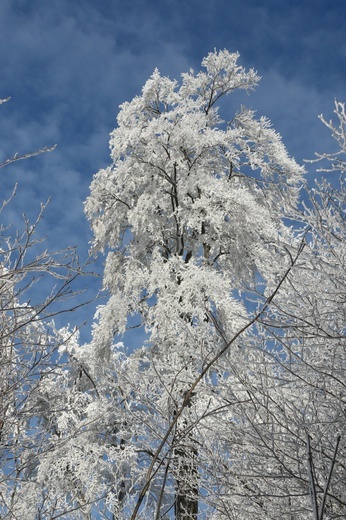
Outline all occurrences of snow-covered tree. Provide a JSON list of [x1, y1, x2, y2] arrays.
[[262, 101, 346, 519], [82, 50, 305, 519], [0, 101, 90, 519], [203, 101, 346, 520]]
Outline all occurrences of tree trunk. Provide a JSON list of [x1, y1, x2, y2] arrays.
[[174, 448, 198, 520], [174, 392, 198, 520]]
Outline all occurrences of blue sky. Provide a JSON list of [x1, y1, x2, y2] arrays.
[[1, 0, 345, 342]]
